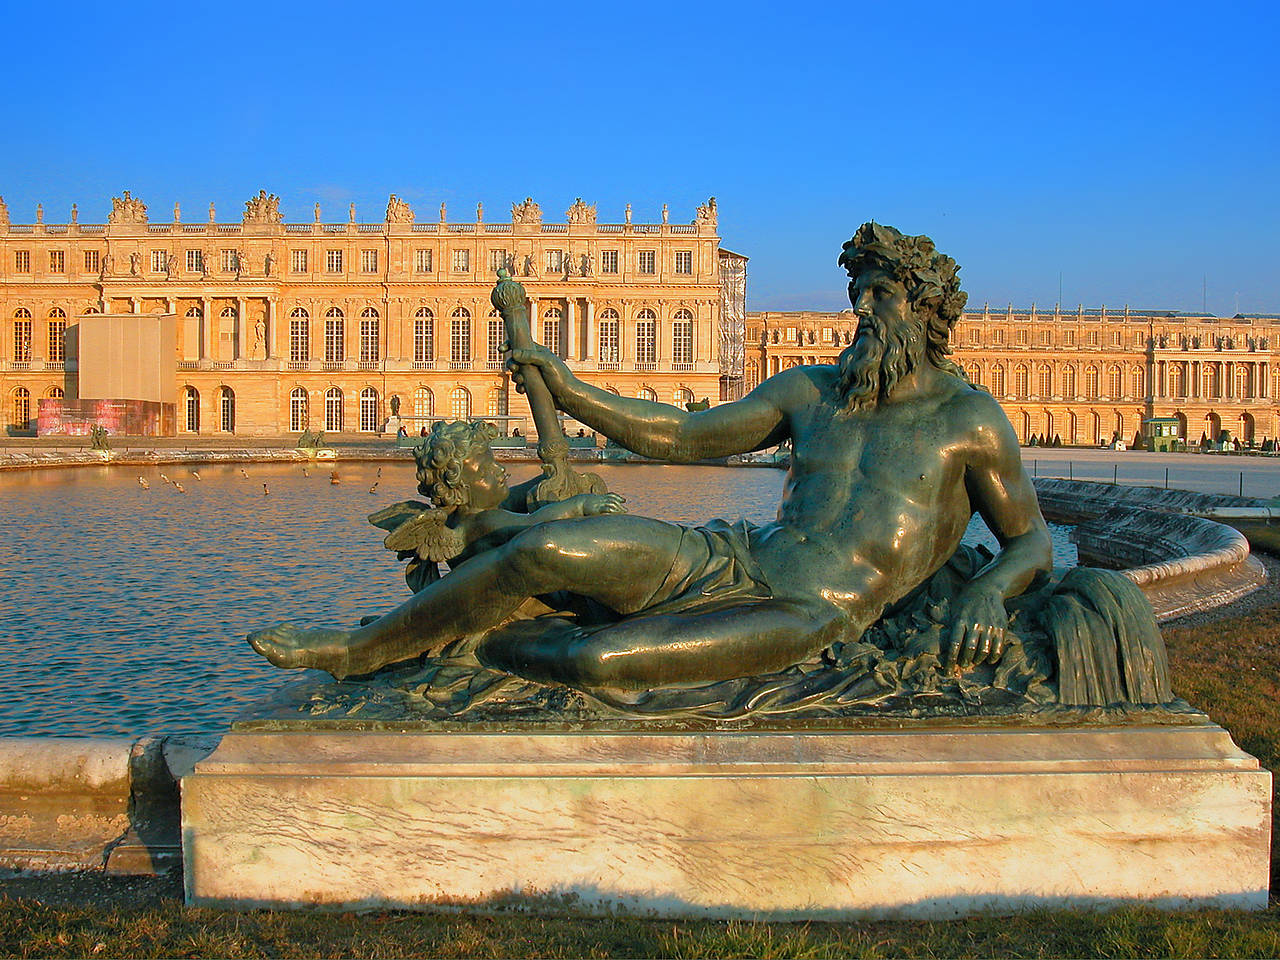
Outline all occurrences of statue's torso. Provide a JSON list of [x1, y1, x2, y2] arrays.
[[751, 371, 984, 626]]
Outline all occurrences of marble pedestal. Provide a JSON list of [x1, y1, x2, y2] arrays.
[[181, 722, 1270, 918]]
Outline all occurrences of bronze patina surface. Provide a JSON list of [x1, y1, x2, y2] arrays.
[[248, 224, 1171, 720]]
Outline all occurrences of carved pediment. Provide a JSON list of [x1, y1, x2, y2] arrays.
[[243, 190, 282, 225], [108, 191, 148, 224]]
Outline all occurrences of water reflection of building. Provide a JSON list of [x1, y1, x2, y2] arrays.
[[1, 192, 737, 435], [748, 307, 1280, 446]]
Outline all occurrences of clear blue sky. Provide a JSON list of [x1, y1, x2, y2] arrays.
[[2, 0, 1275, 315]]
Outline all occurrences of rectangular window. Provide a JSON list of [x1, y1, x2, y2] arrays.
[[635, 319, 656, 364], [600, 250, 619, 274], [638, 250, 656, 274], [452, 249, 470, 272], [1088, 330, 1100, 346], [14, 250, 30, 272], [414, 248, 433, 273], [545, 249, 564, 273], [489, 249, 507, 274], [488, 318, 504, 361], [360, 249, 378, 272], [599, 320, 619, 362], [1039, 330, 1051, 346], [326, 249, 343, 272], [1064, 330, 1076, 346], [49, 250, 65, 273], [1015, 329, 1028, 345], [991, 329, 1005, 345], [48, 321, 66, 362], [151, 249, 167, 273], [967, 328, 980, 344], [674, 250, 692, 275], [1112, 331, 1122, 346], [324, 318, 344, 362], [414, 316, 433, 362], [83, 250, 100, 273], [186, 249, 203, 272], [291, 249, 308, 273], [221, 249, 237, 272], [672, 321, 694, 365]]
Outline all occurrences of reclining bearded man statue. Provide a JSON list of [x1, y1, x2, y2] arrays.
[[250, 223, 1169, 719]]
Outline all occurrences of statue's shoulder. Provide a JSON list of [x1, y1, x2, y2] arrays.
[[935, 373, 1020, 454]]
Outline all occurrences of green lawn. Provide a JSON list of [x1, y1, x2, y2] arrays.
[[2, 606, 1279, 958]]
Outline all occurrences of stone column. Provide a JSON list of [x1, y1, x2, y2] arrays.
[[236, 297, 248, 361], [267, 299, 277, 360], [585, 300, 596, 361], [565, 299, 577, 360], [202, 297, 213, 360], [131, 297, 140, 314], [527, 298, 538, 342]]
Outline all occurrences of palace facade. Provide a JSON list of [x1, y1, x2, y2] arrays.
[[0, 191, 732, 436], [748, 306, 1280, 446]]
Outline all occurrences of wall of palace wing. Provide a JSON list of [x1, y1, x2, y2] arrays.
[[0, 193, 725, 435], [747, 308, 1280, 446]]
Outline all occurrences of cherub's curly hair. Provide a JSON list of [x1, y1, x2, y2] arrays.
[[838, 222, 968, 377], [414, 420, 499, 506]]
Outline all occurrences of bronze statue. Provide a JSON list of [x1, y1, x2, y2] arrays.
[[250, 224, 1168, 719]]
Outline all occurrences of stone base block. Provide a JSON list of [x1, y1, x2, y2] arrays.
[[181, 723, 1271, 919]]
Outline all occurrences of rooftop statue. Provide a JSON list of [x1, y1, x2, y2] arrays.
[[108, 191, 147, 224], [249, 224, 1170, 721], [385, 194, 414, 224], [242, 190, 283, 225]]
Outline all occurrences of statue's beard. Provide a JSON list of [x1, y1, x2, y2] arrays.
[[835, 314, 923, 414]]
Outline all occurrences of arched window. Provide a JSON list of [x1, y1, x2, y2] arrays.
[[1172, 364, 1187, 398], [1061, 365, 1077, 398], [1084, 365, 1100, 400], [1037, 364, 1052, 398], [1014, 364, 1029, 399], [746, 360, 760, 391], [10, 387, 30, 431], [324, 307, 345, 363], [359, 387, 379, 432], [1131, 365, 1145, 399], [672, 309, 694, 366], [359, 307, 380, 363], [325, 387, 344, 432], [45, 386, 63, 399], [990, 364, 1006, 396], [47, 307, 67, 364], [289, 308, 310, 363], [1091, 411, 1102, 444], [542, 306, 563, 357], [635, 309, 657, 365], [414, 307, 434, 364], [598, 308, 620, 363], [606, 386, 621, 396], [487, 386, 508, 418], [219, 386, 235, 433], [289, 387, 309, 433], [449, 386, 471, 419], [451, 308, 472, 363], [674, 386, 694, 406], [488, 317, 504, 362], [1207, 364, 1221, 399], [638, 386, 658, 402], [183, 387, 200, 433], [1108, 365, 1123, 399], [965, 362, 981, 387], [12, 308, 32, 363], [413, 386, 433, 421]]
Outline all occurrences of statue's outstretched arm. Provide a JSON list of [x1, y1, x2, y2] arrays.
[[507, 343, 792, 461]]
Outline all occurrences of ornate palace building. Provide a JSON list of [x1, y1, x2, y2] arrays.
[[0, 191, 731, 436], [748, 306, 1280, 447]]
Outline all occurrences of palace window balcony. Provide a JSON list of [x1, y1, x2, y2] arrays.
[[449, 361, 472, 371], [212, 361, 233, 370], [357, 361, 378, 371], [671, 362, 695, 372], [178, 361, 199, 371], [596, 361, 620, 371], [486, 360, 504, 370], [44, 361, 64, 371], [7, 361, 30, 370], [412, 361, 435, 370], [287, 361, 310, 371], [634, 361, 658, 371], [321, 361, 344, 371]]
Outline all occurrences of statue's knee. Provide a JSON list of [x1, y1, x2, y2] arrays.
[[508, 525, 564, 576]]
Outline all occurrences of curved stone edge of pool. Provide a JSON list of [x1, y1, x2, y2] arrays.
[[0, 734, 218, 878], [1034, 478, 1269, 620]]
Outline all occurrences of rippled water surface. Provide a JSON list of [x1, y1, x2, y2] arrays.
[[0, 462, 1076, 736]]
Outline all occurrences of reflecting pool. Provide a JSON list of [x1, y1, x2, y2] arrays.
[[0, 462, 1077, 737]]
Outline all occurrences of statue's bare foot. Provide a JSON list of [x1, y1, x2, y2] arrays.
[[248, 623, 356, 678]]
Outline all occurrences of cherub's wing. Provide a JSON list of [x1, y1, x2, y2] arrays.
[[368, 500, 433, 532], [383, 509, 466, 563]]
